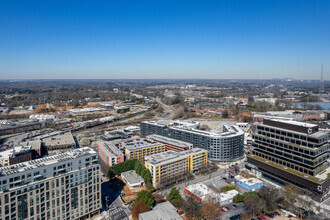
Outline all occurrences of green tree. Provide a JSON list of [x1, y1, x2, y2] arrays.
[[134, 190, 154, 209], [168, 187, 183, 206]]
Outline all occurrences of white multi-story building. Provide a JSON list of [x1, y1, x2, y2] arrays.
[[0, 147, 101, 220]]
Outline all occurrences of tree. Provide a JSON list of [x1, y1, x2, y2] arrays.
[[222, 110, 229, 118], [134, 190, 154, 209], [244, 193, 260, 217], [201, 198, 220, 220], [153, 193, 165, 204], [182, 196, 201, 219], [131, 201, 150, 220], [168, 187, 183, 207], [258, 187, 278, 212]]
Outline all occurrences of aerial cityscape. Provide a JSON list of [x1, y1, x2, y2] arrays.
[[0, 1, 329, 220]]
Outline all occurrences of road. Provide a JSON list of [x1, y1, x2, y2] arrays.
[[153, 97, 176, 120]]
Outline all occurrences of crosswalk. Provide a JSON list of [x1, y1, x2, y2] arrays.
[[109, 207, 122, 215]]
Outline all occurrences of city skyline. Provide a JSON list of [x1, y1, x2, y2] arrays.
[[0, 0, 330, 80]]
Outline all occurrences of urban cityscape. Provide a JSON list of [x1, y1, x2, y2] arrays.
[[0, 1, 330, 220]]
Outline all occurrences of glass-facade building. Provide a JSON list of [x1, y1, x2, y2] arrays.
[[247, 119, 330, 199]]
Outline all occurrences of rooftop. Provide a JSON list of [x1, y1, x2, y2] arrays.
[[0, 147, 96, 177], [97, 142, 123, 157], [145, 148, 207, 166], [235, 175, 263, 186], [0, 146, 32, 159], [124, 139, 163, 151], [42, 132, 76, 147], [139, 201, 182, 220], [267, 119, 317, 128], [146, 134, 193, 148], [121, 170, 144, 184]]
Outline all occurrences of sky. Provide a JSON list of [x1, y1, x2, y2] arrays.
[[0, 0, 329, 80]]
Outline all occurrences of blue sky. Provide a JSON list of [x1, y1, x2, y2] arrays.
[[0, 0, 329, 79]]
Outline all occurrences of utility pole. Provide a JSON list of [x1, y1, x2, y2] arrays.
[[105, 196, 109, 210]]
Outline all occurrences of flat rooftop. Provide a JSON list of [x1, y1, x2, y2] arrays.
[[124, 139, 163, 151], [170, 124, 244, 138], [235, 175, 263, 186], [267, 119, 317, 128], [142, 120, 199, 129], [146, 134, 193, 148], [97, 141, 123, 157], [139, 201, 182, 220], [0, 147, 96, 177], [121, 170, 144, 184], [0, 146, 32, 159], [42, 132, 76, 147], [145, 148, 207, 166]]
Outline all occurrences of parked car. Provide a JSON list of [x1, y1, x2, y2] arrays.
[[220, 208, 226, 212], [225, 207, 231, 211], [233, 204, 238, 208], [260, 216, 266, 220], [273, 211, 281, 216]]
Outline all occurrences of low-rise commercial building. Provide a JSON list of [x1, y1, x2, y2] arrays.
[[42, 132, 76, 151], [234, 175, 264, 191], [144, 148, 208, 188], [184, 183, 239, 206], [124, 139, 165, 163], [139, 201, 182, 220], [97, 141, 124, 172], [146, 134, 193, 151], [121, 170, 144, 188], [0, 147, 101, 220]]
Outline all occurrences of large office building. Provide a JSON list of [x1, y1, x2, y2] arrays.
[[97, 141, 124, 172], [124, 139, 166, 163], [140, 120, 244, 162], [247, 119, 330, 199], [144, 148, 208, 188], [0, 147, 101, 220]]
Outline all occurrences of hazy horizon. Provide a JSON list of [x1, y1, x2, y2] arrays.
[[1, 0, 329, 80]]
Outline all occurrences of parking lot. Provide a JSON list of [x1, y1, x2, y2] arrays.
[[220, 203, 246, 220]]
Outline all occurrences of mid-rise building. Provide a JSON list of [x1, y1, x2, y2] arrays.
[[0, 146, 34, 166], [0, 147, 101, 220], [146, 134, 192, 151], [124, 139, 165, 163], [97, 141, 124, 172], [140, 120, 244, 162], [247, 119, 330, 199], [144, 148, 207, 188]]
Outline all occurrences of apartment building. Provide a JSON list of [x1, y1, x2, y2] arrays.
[[140, 120, 244, 162], [144, 148, 208, 188], [124, 139, 165, 163], [97, 141, 124, 172], [0, 147, 101, 220], [247, 119, 330, 199], [146, 134, 193, 151]]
